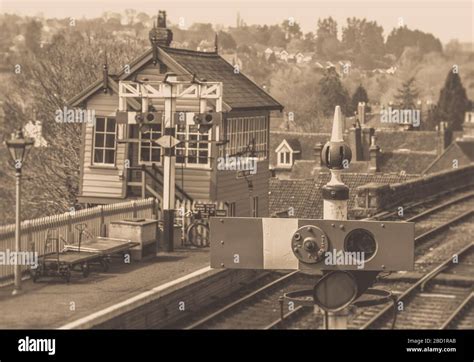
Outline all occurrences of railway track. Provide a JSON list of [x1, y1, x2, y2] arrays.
[[358, 243, 473, 329], [177, 188, 473, 330]]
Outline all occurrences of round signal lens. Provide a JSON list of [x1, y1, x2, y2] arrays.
[[344, 228, 377, 261], [146, 113, 155, 122]]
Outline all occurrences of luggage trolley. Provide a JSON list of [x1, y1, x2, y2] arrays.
[[62, 224, 139, 270], [30, 227, 101, 283]]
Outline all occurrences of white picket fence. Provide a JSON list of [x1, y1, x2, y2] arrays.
[[0, 197, 227, 280], [0, 198, 157, 281]]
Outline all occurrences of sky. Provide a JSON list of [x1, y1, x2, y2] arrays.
[[1, 0, 473, 43]]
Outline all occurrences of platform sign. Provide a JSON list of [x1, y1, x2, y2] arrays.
[[236, 170, 253, 179], [210, 217, 414, 271], [194, 202, 217, 217]]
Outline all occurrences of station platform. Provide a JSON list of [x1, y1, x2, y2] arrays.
[[0, 248, 210, 329]]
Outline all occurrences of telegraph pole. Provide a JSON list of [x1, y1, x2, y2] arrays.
[[321, 105, 352, 329]]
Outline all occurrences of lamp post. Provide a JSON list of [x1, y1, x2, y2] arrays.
[[5, 128, 34, 295]]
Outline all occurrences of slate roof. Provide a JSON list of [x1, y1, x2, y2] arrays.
[[160, 47, 283, 111], [285, 138, 302, 152], [270, 130, 439, 175], [374, 130, 438, 153], [456, 139, 474, 161], [423, 138, 474, 174], [269, 173, 418, 219], [69, 46, 283, 112], [288, 160, 376, 179], [378, 151, 438, 175]]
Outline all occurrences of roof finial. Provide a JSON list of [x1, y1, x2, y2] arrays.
[[102, 51, 108, 93], [214, 32, 219, 53], [330, 105, 344, 142]]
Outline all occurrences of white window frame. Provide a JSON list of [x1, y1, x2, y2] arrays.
[[138, 124, 162, 165], [278, 150, 292, 166], [175, 121, 211, 169], [225, 116, 268, 160], [275, 140, 293, 168], [92, 117, 117, 166]]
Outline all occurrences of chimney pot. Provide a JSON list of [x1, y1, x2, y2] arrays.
[[314, 142, 323, 167], [149, 10, 173, 48], [358, 102, 366, 125], [369, 136, 380, 173]]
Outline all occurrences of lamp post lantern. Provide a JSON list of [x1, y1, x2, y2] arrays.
[[5, 128, 34, 295]]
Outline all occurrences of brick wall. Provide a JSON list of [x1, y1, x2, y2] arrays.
[[92, 269, 262, 329], [354, 165, 474, 217]]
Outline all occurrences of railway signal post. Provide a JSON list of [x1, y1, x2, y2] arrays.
[[117, 75, 223, 251], [319, 106, 352, 329]]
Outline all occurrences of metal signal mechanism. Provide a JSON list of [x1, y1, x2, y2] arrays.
[[193, 111, 222, 133], [210, 217, 414, 272], [135, 111, 162, 124], [116, 111, 162, 125], [291, 225, 328, 264]]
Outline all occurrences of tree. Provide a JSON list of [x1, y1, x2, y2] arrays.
[[3, 27, 147, 220], [124, 9, 137, 25], [217, 30, 236, 51], [189, 23, 214, 35], [318, 68, 350, 116], [270, 67, 326, 132], [267, 52, 277, 64], [394, 77, 419, 109], [135, 12, 151, 26], [342, 18, 385, 68], [25, 20, 42, 52], [386, 26, 442, 58], [267, 25, 287, 47], [342, 17, 364, 54], [316, 17, 339, 57], [350, 85, 370, 114], [282, 19, 302, 40], [430, 70, 470, 131]]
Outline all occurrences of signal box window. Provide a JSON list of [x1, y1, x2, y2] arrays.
[[93, 117, 116, 165], [225, 116, 268, 160], [139, 124, 162, 163], [176, 123, 210, 167]]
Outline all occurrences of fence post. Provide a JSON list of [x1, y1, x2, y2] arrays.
[[66, 213, 73, 244], [132, 201, 137, 219], [141, 170, 146, 199], [24, 220, 32, 252], [152, 198, 157, 220], [99, 206, 106, 237]]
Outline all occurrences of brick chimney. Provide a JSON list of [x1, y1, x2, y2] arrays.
[[368, 136, 380, 173], [437, 121, 452, 155], [463, 111, 474, 138], [149, 10, 173, 48], [361, 126, 375, 160], [358, 102, 366, 125], [348, 121, 363, 161]]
